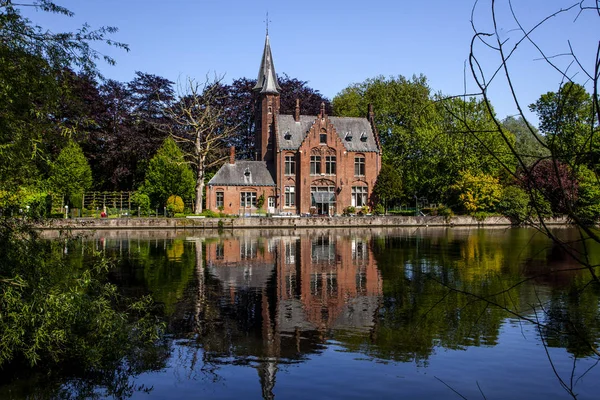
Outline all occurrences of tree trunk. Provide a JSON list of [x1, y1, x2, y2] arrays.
[[194, 168, 204, 214]]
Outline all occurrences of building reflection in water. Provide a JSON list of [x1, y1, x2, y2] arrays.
[[203, 233, 382, 399]]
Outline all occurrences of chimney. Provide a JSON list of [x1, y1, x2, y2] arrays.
[[320, 102, 326, 118], [229, 146, 235, 164], [368, 103, 374, 121], [294, 98, 300, 122]]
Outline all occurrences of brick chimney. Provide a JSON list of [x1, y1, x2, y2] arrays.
[[229, 146, 235, 164], [320, 102, 326, 118], [294, 98, 300, 122], [368, 103, 374, 121]]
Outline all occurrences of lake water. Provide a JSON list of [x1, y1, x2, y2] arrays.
[[6, 227, 600, 399]]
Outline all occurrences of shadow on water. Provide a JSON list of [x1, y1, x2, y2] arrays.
[[9, 226, 600, 399]]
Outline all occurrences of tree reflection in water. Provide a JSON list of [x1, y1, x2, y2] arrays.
[[25, 227, 600, 399]]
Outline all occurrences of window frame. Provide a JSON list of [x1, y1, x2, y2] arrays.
[[354, 156, 365, 176], [352, 186, 368, 207], [216, 191, 224, 208], [310, 155, 322, 175], [325, 155, 336, 175], [284, 155, 296, 175], [240, 191, 257, 208], [284, 186, 295, 207]]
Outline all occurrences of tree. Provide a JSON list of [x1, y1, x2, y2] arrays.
[[47, 140, 93, 207], [372, 163, 403, 212], [165, 77, 236, 213], [451, 170, 502, 214], [530, 83, 599, 170], [501, 116, 549, 164], [333, 75, 512, 205], [140, 137, 195, 208]]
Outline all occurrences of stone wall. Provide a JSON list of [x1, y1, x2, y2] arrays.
[[39, 215, 570, 230]]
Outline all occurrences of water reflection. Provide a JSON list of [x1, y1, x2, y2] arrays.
[[33, 227, 600, 399]]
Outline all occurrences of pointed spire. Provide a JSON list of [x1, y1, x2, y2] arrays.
[[253, 35, 281, 94]]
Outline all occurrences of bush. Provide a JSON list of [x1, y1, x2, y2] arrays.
[[131, 192, 151, 216], [343, 206, 356, 216], [388, 209, 415, 216], [166, 195, 184, 216], [498, 186, 529, 224], [373, 204, 385, 215], [437, 205, 454, 218], [200, 209, 219, 218], [173, 213, 186, 218]]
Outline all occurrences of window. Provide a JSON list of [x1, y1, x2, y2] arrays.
[[320, 128, 327, 144], [216, 192, 224, 208], [325, 155, 336, 175], [310, 155, 322, 175], [240, 192, 257, 207], [285, 155, 295, 175], [285, 186, 295, 207], [352, 186, 368, 207], [354, 156, 365, 176], [216, 243, 224, 260]]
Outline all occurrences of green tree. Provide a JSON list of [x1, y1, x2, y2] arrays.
[[501, 116, 549, 164], [48, 140, 93, 206], [529, 83, 597, 168], [451, 170, 502, 214], [372, 163, 403, 212], [140, 137, 195, 207]]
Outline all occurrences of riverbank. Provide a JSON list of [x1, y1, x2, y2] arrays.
[[37, 215, 570, 230]]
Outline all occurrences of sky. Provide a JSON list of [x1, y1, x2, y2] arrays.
[[20, 0, 598, 122]]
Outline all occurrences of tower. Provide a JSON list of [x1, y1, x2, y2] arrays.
[[253, 35, 280, 162]]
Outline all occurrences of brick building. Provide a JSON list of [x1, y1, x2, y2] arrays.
[[207, 35, 382, 216]]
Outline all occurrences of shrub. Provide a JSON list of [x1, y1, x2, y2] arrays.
[[452, 170, 502, 214], [166, 195, 184, 214], [437, 205, 454, 218], [373, 204, 385, 215], [200, 209, 219, 218], [131, 192, 151, 216], [343, 206, 356, 216], [498, 186, 530, 224]]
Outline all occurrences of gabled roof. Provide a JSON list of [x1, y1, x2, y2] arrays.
[[252, 35, 281, 94], [277, 115, 380, 153], [208, 161, 275, 187]]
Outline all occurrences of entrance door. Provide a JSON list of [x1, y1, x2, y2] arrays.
[[268, 197, 275, 214]]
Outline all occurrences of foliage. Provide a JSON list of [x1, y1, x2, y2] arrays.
[[519, 159, 578, 215], [0, 220, 165, 379], [498, 186, 530, 224], [166, 195, 184, 215], [131, 192, 151, 216], [200, 209, 220, 218], [373, 204, 385, 215], [372, 163, 403, 211], [529, 83, 598, 169], [451, 171, 502, 214], [256, 194, 265, 210], [333, 75, 512, 204], [47, 140, 93, 206], [343, 206, 356, 216], [140, 138, 195, 207], [574, 166, 600, 225], [501, 116, 549, 164]]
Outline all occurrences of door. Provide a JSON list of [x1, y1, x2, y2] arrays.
[[268, 197, 275, 214]]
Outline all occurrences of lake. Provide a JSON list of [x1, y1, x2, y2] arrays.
[[4, 226, 600, 399]]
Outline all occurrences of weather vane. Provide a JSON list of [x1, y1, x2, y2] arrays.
[[264, 12, 271, 35]]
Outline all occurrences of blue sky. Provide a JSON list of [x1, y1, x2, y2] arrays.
[[22, 0, 597, 121]]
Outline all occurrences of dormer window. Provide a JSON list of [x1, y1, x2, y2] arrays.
[[244, 168, 251, 177], [284, 130, 291, 140], [320, 128, 327, 144], [345, 131, 353, 141], [360, 132, 368, 142]]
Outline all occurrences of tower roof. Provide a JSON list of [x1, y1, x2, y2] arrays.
[[253, 35, 281, 94]]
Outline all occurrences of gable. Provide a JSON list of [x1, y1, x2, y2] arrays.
[[277, 114, 379, 153]]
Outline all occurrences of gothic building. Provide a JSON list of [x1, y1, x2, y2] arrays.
[[207, 35, 381, 216]]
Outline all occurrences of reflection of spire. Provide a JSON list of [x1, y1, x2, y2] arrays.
[[258, 357, 278, 400]]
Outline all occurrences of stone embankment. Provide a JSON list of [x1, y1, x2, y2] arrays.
[[38, 215, 570, 230]]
